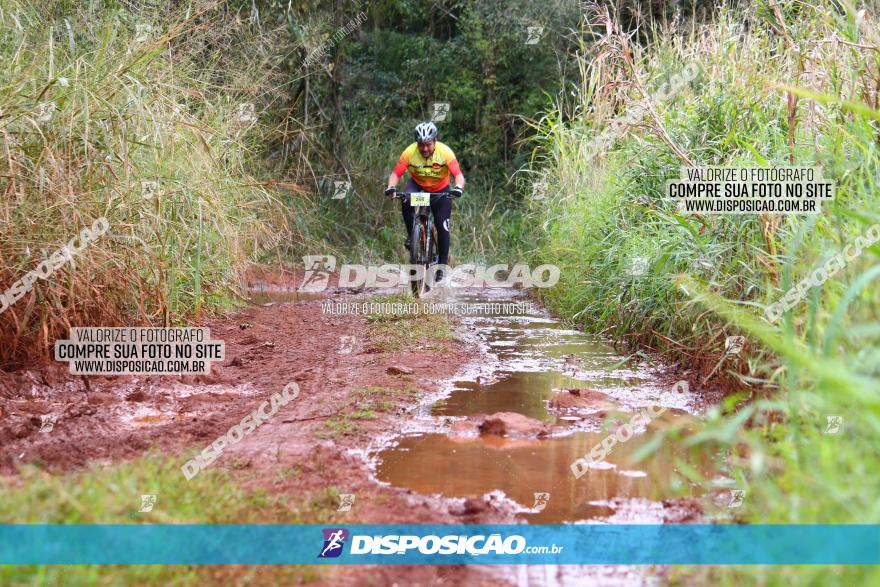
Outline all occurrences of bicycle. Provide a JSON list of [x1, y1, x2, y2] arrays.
[[392, 190, 460, 297]]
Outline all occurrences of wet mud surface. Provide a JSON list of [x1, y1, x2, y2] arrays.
[[0, 269, 715, 586], [373, 290, 711, 528]]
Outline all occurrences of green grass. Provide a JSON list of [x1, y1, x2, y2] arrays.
[[0, 457, 291, 524], [526, 1, 880, 584], [314, 294, 446, 438], [357, 385, 415, 412], [315, 417, 362, 439], [0, 453, 328, 585], [355, 385, 418, 413], [366, 293, 458, 351], [317, 385, 418, 438]]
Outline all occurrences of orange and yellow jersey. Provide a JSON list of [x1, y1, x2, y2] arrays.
[[392, 141, 462, 191]]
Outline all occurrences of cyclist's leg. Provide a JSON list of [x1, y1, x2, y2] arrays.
[[430, 192, 452, 265], [400, 178, 421, 243]]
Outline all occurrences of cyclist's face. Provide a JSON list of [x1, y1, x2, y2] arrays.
[[418, 140, 435, 158]]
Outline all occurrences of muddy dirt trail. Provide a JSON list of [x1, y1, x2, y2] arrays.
[[0, 268, 716, 586]]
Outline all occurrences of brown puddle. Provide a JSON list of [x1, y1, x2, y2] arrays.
[[375, 290, 714, 523], [247, 281, 329, 305]]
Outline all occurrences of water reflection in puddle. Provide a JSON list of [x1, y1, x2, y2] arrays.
[[435, 371, 587, 421], [247, 281, 328, 305], [376, 290, 712, 523]]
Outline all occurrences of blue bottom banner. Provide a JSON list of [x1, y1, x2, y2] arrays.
[[1, 524, 877, 565]]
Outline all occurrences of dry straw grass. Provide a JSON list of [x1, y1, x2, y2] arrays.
[[0, 0, 292, 369]]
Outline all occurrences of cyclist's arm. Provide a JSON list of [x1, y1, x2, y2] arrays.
[[448, 158, 465, 189], [387, 153, 410, 190], [386, 172, 401, 190]]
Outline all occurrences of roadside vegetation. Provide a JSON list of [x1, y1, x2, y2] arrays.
[[525, 1, 880, 584], [1, 0, 579, 370], [4, 0, 879, 582], [260, 0, 586, 264], [0, 454, 328, 584], [0, 0, 311, 369]]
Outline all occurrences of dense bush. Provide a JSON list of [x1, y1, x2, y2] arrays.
[[0, 0, 294, 368], [527, 1, 880, 583]]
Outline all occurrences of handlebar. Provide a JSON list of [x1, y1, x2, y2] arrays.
[[390, 191, 460, 199]]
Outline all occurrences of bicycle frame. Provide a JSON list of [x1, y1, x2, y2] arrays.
[[391, 191, 459, 296]]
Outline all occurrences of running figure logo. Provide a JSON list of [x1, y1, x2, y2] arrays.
[[725, 335, 745, 356], [431, 102, 450, 122], [532, 492, 550, 512], [823, 415, 843, 435], [525, 26, 544, 44], [332, 181, 351, 200], [138, 494, 157, 513], [299, 255, 337, 292], [318, 528, 349, 558]]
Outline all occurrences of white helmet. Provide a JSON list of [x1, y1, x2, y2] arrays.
[[414, 121, 438, 143]]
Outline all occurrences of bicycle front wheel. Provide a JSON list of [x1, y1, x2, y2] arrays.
[[409, 219, 428, 296]]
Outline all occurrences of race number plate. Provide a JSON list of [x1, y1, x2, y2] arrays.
[[410, 192, 430, 206]]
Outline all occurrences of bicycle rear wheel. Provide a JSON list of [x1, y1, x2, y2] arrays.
[[427, 223, 438, 284]]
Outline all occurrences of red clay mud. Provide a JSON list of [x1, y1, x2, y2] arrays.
[[0, 267, 706, 586], [0, 268, 521, 585]]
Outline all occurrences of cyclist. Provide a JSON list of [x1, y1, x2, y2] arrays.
[[385, 121, 465, 284]]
